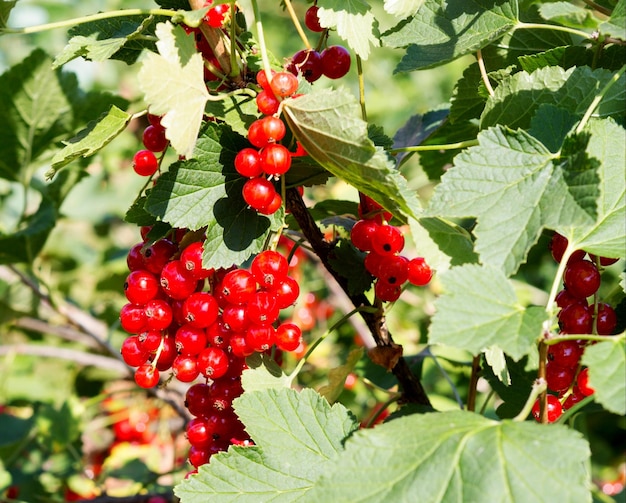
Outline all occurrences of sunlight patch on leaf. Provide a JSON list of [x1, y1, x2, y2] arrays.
[[582, 336, 626, 416]]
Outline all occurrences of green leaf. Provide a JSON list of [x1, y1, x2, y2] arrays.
[[307, 410, 591, 502], [428, 264, 547, 360], [47, 106, 131, 178], [449, 63, 486, 124], [316, 0, 379, 60], [599, 0, 625, 39], [427, 126, 594, 275], [318, 348, 365, 404], [145, 122, 283, 270], [581, 336, 626, 415], [205, 94, 259, 138], [241, 353, 292, 392], [124, 196, 159, 226], [382, 0, 518, 72], [383, 0, 425, 18], [282, 89, 421, 223], [392, 108, 449, 165], [0, 0, 17, 30], [528, 104, 578, 153], [481, 66, 626, 130], [518, 45, 626, 73], [138, 21, 209, 158], [175, 388, 358, 502], [328, 239, 373, 295], [539, 2, 599, 29], [564, 118, 626, 259], [53, 16, 159, 67], [482, 354, 537, 419]]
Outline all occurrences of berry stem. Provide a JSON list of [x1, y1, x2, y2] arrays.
[[1, 8, 179, 34], [476, 49, 494, 97], [512, 377, 547, 422], [389, 139, 478, 154], [556, 394, 595, 424], [283, 0, 312, 50], [356, 55, 368, 122], [515, 21, 596, 41], [250, 0, 274, 86], [228, 1, 240, 78]]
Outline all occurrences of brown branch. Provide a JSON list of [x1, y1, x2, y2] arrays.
[[285, 188, 431, 406], [466, 355, 481, 411], [13, 317, 102, 349]]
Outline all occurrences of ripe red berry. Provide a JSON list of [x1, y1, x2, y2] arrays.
[[143, 239, 177, 274], [222, 304, 250, 332], [247, 291, 279, 325], [124, 270, 160, 305], [248, 117, 286, 148], [180, 241, 214, 280], [246, 324, 276, 352], [182, 292, 219, 328], [154, 335, 177, 371], [548, 340, 583, 368], [175, 325, 208, 355], [549, 232, 585, 264], [350, 219, 379, 252], [407, 257, 433, 286], [251, 250, 289, 288], [304, 5, 324, 32], [558, 302, 592, 334], [375, 280, 402, 302], [242, 177, 277, 211], [546, 361, 575, 393], [270, 275, 300, 308], [172, 354, 200, 382], [321, 45, 351, 79], [142, 124, 168, 152], [564, 259, 601, 299], [197, 346, 229, 379], [364, 251, 385, 277], [256, 69, 276, 91], [134, 364, 160, 388], [270, 72, 299, 98], [219, 268, 256, 305], [377, 255, 409, 285], [160, 260, 198, 299], [138, 329, 163, 353], [576, 367, 594, 396], [121, 336, 149, 367], [531, 395, 563, 422], [234, 148, 263, 178], [288, 49, 323, 83], [275, 322, 302, 352], [595, 303, 617, 335], [120, 303, 147, 333], [256, 89, 280, 115], [143, 299, 173, 331], [133, 150, 159, 176], [259, 144, 291, 176], [205, 3, 229, 28], [257, 192, 283, 215], [229, 332, 255, 358], [371, 224, 404, 256], [588, 254, 619, 266], [185, 383, 212, 417]]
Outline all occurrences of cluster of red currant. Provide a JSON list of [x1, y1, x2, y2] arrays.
[[350, 196, 433, 302], [132, 114, 168, 177], [286, 5, 351, 83], [234, 71, 303, 214], [532, 232, 619, 422], [119, 228, 303, 467]]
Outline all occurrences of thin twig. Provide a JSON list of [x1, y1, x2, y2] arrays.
[[466, 354, 481, 411], [476, 49, 494, 96]]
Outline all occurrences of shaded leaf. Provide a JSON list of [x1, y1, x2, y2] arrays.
[[307, 410, 591, 503], [599, 0, 625, 39], [428, 264, 547, 360], [328, 239, 373, 295], [319, 348, 365, 404], [539, 2, 599, 29], [392, 108, 449, 166], [449, 63, 486, 124], [482, 354, 537, 419], [582, 336, 626, 416], [0, 0, 17, 30], [205, 94, 259, 138], [382, 0, 518, 72], [528, 104, 578, 153]]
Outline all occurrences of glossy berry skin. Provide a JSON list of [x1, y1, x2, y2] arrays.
[[256, 89, 280, 115], [235, 148, 263, 178], [120, 303, 147, 333], [154, 335, 177, 371], [275, 323, 302, 352], [246, 324, 275, 352], [160, 260, 198, 300], [248, 117, 286, 148], [546, 361, 575, 393], [143, 239, 177, 275], [288, 49, 323, 83], [133, 150, 159, 176], [595, 303, 617, 335], [371, 224, 404, 256], [304, 5, 324, 32], [259, 144, 291, 176], [182, 292, 219, 328], [531, 395, 563, 423], [124, 270, 159, 305], [548, 340, 583, 368], [185, 383, 212, 417], [407, 257, 433, 286], [134, 364, 159, 388], [321, 46, 351, 79], [121, 336, 149, 367], [258, 192, 282, 215], [256, 69, 276, 91], [142, 124, 168, 152], [175, 325, 208, 355], [375, 280, 402, 302], [172, 355, 200, 382], [350, 219, 379, 252], [143, 299, 173, 331], [564, 259, 601, 299], [549, 232, 585, 264], [251, 250, 289, 288], [364, 252, 385, 277], [270, 276, 300, 308], [242, 177, 277, 211], [180, 241, 214, 280], [377, 255, 409, 286], [247, 291, 279, 325], [270, 72, 299, 98], [222, 305, 250, 332], [576, 367, 594, 396], [558, 302, 592, 334], [197, 347, 229, 379], [219, 269, 256, 305], [205, 3, 229, 28]]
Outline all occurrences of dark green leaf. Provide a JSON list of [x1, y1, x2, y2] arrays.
[[368, 123, 394, 149], [392, 108, 449, 166], [382, 0, 518, 72], [205, 94, 259, 138], [328, 239, 373, 295], [482, 355, 537, 418], [0, 0, 17, 30], [449, 63, 486, 124], [599, 0, 625, 39], [307, 410, 591, 502], [528, 104, 578, 153], [124, 196, 159, 226]]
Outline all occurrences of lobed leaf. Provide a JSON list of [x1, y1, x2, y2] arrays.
[[427, 126, 594, 275], [307, 410, 591, 502], [282, 89, 421, 223], [581, 336, 626, 416], [316, 0, 379, 60], [382, 0, 518, 72], [241, 353, 292, 392], [138, 21, 209, 158], [175, 388, 358, 502], [428, 264, 547, 360]]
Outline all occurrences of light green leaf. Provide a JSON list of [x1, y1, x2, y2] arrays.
[[427, 126, 594, 276], [47, 106, 131, 178], [144, 122, 283, 270], [599, 0, 625, 39], [241, 353, 292, 392], [319, 347, 364, 404], [316, 0, 378, 60], [382, 0, 518, 72], [307, 410, 591, 503], [282, 89, 421, 223], [564, 118, 626, 259], [484, 346, 510, 384], [428, 264, 547, 360], [481, 66, 626, 129], [138, 21, 209, 158], [383, 0, 425, 18], [0, 0, 17, 30], [174, 388, 358, 502], [539, 2, 598, 29], [581, 336, 626, 415], [53, 16, 158, 67], [205, 94, 259, 138]]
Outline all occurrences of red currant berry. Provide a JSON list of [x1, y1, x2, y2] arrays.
[[288, 49, 323, 83], [134, 364, 160, 388], [558, 302, 592, 334], [127, 243, 146, 271], [562, 387, 586, 409], [564, 259, 601, 299], [256, 89, 280, 115], [234, 148, 263, 178], [256, 69, 276, 91], [188, 444, 211, 468], [160, 260, 198, 300], [555, 289, 580, 309], [375, 280, 402, 302], [219, 269, 256, 305], [595, 303, 617, 335], [121, 336, 149, 367], [180, 241, 214, 280], [197, 346, 229, 379], [576, 367, 595, 396], [246, 324, 276, 352], [377, 255, 409, 286], [222, 304, 250, 332], [549, 233, 585, 264], [548, 340, 583, 368], [186, 417, 213, 447], [251, 250, 289, 288], [359, 194, 393, 224], [206, 320, 232, 349], [270, 275, 300, 309], [185, 383, 212, 417], [133, 150, 159, 176], [154, 335, 178, 371], [364, 252, 385, 277], [275, 322, 302, 352], [258, 192, 283, 215], [304, 5, 324, 32], [205, 3, 229, 28], [182, 292, 219, 328], [175, 325, 208, 356], [248, 117, 286, 148], [546, 361, 575, 393], [246, 291, 279, 325], [589, 254, 619, 266], [120, 303, 147, 334], [138, 329, 163, 353], [143, 239, 177, 275], [371, 224, 404, 256], [321, 45, 351, 79], [172, 354, 200, 382], [350, 219, 379, 252], [124, 270, 160, 305], [407, 257, 433, 286], [242, 177, 277, 211], [142, 124, 168, 152], [143, 299, 173, 331], [259, 144, 291, 176], [531, 395, 563, 422], [229, 332, 255, 358], [270, 72, 299, 98]]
